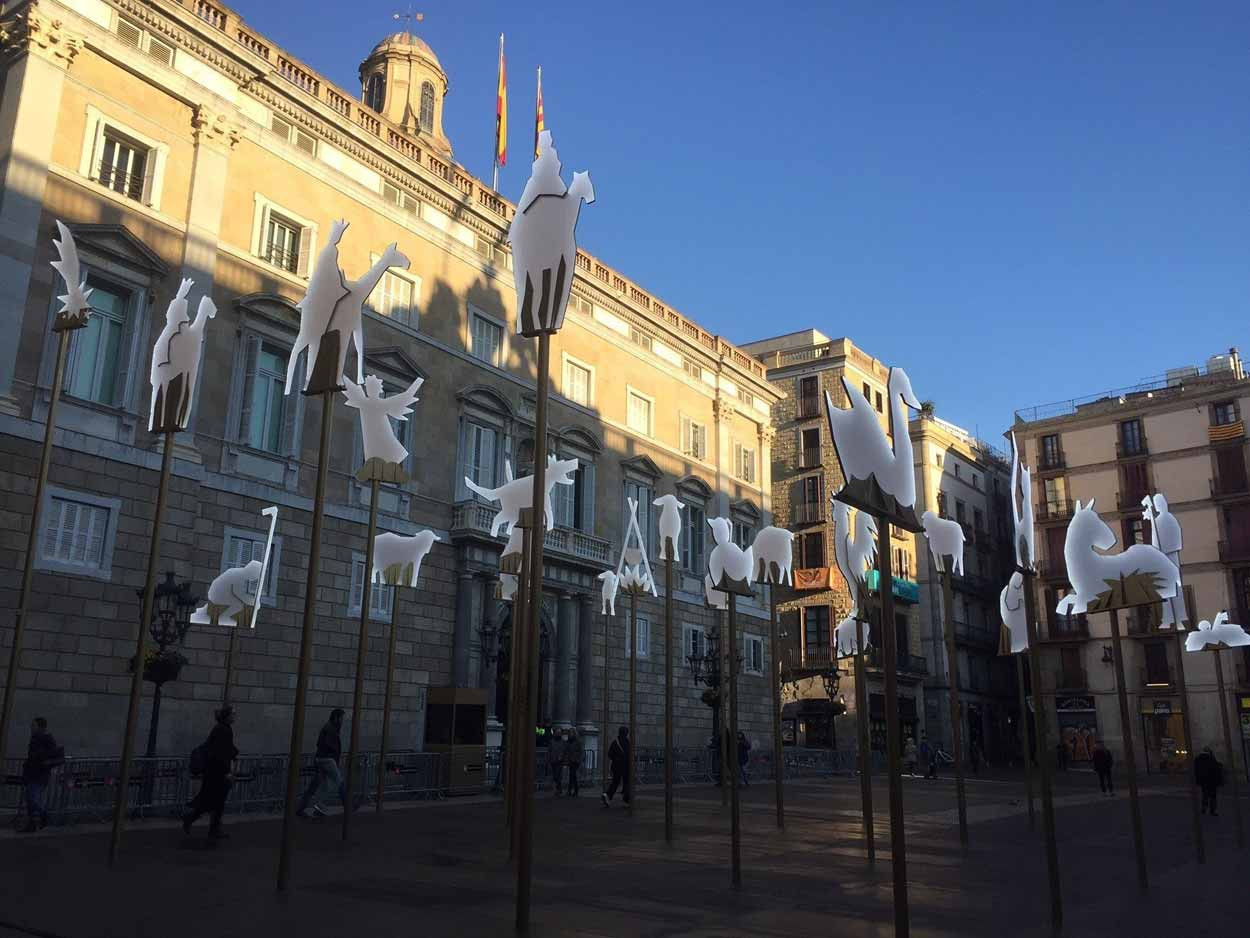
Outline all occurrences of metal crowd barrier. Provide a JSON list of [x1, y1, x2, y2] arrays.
[[485, 746, 599, 791]]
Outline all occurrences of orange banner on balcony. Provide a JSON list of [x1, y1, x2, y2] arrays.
[[794, 567, 834, 590], [1209, 420, 1244, 442]]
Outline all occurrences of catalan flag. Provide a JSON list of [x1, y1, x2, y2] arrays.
[[495, 34, 507, 169], [534, 66, 544, 159]]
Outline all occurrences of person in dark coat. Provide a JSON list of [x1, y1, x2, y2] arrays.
[[297, 708, 346, 817], [737, 731, 752, 787], [563, 729, 583, 798], [548, 729, 565, 796], [182, 706, 238, 838], [1194, 746, 1223, 816], [1092, 741, 1114, 795], [601, 726, 630, 807], [22, 717, 62, 833]]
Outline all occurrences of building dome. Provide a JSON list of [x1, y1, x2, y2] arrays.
[[359, 30, 451, 155], [370, 32, 443, 70]]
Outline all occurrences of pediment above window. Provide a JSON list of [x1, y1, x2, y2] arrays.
[[731, 498, 761, 523], [621, 453, 661, 481], [675, 474, 714, 503], [62, 223, 169, 278], [365, 345, 426, 384], [234, 293, 300, 330]]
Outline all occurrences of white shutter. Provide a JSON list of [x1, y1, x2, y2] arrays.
[[85, 505, 106, 566], [350, 557, 364, 611], [57, 501, 78, 563], [42, 498, 63, 562], [295, 225, 311, 277], [680, 416, 691, 455]]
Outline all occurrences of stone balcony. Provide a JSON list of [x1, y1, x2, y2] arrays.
[[450, 500, 613, 567]]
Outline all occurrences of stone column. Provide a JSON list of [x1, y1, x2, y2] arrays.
[[576, 593, 595, 727], [0, 11, 81, 415], [452, 569, 475, 687], [555, 592, 577, 728], [712, 395, 733, 517], [758, 424, 776, 523]]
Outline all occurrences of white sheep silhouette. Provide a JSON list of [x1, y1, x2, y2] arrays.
[[921, 510, 965, 576], [373, 530, 439, 588], [751, 525, 795, 585], [653, 494, 683, 561], [598, 570, 620, 616]]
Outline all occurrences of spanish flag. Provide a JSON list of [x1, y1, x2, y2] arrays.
[[495, 34, 507, 168], [534, 66, 544, 159]]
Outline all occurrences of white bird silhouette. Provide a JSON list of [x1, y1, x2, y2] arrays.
[[824, 367, 922, 510]]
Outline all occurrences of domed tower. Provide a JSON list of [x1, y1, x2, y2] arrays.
[[359, 31, 452, 156]]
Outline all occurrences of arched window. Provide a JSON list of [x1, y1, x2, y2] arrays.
[[365, 73, 385, 111], [419, 81, 435, 132]]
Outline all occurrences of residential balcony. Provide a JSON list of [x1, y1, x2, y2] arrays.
[[866, 650, 928, 676], [1218, 539, 1250, 563], [793, 501, 825, 525], [1210, 472, 1250, 499], [450, 500, 612, 566], [796, 394, 822, 419], [950, 570, 997, 599], [1035, 499, 1073, 523], [1038, 453, 1065, 473], [797, 447, 823, 469], [1140, 666, 1174, 691], [1045, 615, 1089, 641], [1116, 439, 1150, 460], [1046, 666, 1088, 691]]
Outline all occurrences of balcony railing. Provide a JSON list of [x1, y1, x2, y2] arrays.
[[1219, 539, 1250, 563], [1038, 452, 1065, 472], [794, 501, 824, 525], [954, 620, 998, 648], [1116, 439, 1149, 459], [797, 447, 822, 469], [265, 242, 298, 274], [98, 160, 145, 202], [449, 500, 612, 566], [1035, 499, 1072, 523], [1211, 473, 1250, 498], [866, 650, 927, 675], [797, 395, 822, 419], [1046, 615, 1089, 640]]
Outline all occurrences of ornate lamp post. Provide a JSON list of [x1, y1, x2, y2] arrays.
[[131, 571, 198, 758], [686, 619, 741, 788]]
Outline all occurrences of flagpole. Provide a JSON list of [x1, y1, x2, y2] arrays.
[[492, 33, 504, 191]]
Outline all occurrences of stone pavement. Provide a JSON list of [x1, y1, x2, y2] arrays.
[[0, 771, 1244, 937]]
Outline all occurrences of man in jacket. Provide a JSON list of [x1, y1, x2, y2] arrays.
[[563, 729, 583, 798], [1194, 746, 1223, 816], [547, 729, 565, 796], [297, 708, 346, 817], [182, 706, 238, 838], [737, 731, 752, 787], [22, 718, 61, 832], [601, 726, 630, 807], [1092, 741, 1114, 795]]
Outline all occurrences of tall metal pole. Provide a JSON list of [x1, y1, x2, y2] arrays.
[[0, 329, 72, 767], [376, 585, 403, 814], [601, 607, 610, 789], [278, 391, 335, 892], [1212, 649, 1245, 848], [1015, 651, 1035, 830], [343, 477, 381, 839], [664, 551, 674, 841], [1108, 607, 1149, 892], [726, 591, 742, 889], [1169, 626, 1203, 863], [855, 584, 875, 862], [1022, 566, 1062, 934], [222, 628, 238, 707], [941, 569, 968, 846], [109, 430, 175, 864], [769, 586, 784, 830], [516, 330, 551, 932], [875, 516, 909, 935], [628, 588, 638, 816], [507, 525, 532, 837], [718, 607, 729, 807]]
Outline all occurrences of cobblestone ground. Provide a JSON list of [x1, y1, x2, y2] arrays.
[[0, 770, 1244, 937]]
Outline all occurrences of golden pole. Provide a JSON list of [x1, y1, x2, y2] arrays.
[[1108, 606, 1149, 891], [508, 523, 532, 853], [876, 515, 908, 936], [1015, 652, 1035, 830], [941, 569, 969, 846], [1168, 624, 1203, 863], [343, 477, 381, 839], [375, 585, 403, 813], [1212, 649, 1244, 848], [222, 628, 238, 707], [628, 587, 638, 816], [726, 590, 741, 889], [601, 604, 610, 789], [664, 550, 674, 841], [769, 586, 784, 830], [854, 584, 874, 862]]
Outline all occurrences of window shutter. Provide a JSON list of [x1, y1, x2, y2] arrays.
[[111, 292, 139, 410], [350, 557, 364, 611], [279, 354, 303, 456], [296, 226, 311, 277], [58, 502, 79, 563], [238, 335, 260, 443], [680, 416, 691, 455], [41, 498, 63, 561], [85, 505, 106, 566], [141, 147, 157, 204], [580, 462, 596, 533]]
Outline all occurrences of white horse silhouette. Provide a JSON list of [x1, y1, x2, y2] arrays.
[[1060, 499, 1178, 615]]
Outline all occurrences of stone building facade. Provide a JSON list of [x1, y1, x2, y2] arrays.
[[1012, 348, 1250, 778], [0, 0, 781, 762], [742, 330, 925, 753]]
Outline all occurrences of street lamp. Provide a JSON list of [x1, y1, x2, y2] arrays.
[[132, 571, 197, 758], [686, 620, 741, 786]]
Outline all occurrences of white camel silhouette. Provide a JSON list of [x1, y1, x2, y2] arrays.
[[824, 367, 922, 510], [149, 278, 216, 432], [1059, 499, 1179, 615]]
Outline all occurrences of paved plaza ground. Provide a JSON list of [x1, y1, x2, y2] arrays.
[[0, 769, 1244, 937]]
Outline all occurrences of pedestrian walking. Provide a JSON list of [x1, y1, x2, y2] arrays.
[[21, 717, 62, 833], [904, 736, 919, 777], [181, 706, 237, 839], [1092, 741, 1114, 795], [1056, 741, 1069, 772], [548, 729, 565, 796], [601, 726, 630, 807], [737, 730, 751, 787], [564, 728, 583, 798], [297, 708, 346, 818], [970, 740, 981, 775], [922, 735, 939, 779], [1194, 746, 1223, 816]]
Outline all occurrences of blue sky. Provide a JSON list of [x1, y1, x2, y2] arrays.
[[239, 1, 1248, 442]]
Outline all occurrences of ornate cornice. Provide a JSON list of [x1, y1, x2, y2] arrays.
[[1, 7, 82, 68]]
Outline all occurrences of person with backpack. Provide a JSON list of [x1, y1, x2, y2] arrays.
[[563, 728, 583, 798], [21, 717, 62, 832], [297, 708, 346, 818], [181, 706, 238, 839], [601, 726, 630, 807], [1194, 746, 1224, 816]]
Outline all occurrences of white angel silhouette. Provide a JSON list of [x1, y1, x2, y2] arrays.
[[342, 374, 423, 466], [51, 220, 93, 328]]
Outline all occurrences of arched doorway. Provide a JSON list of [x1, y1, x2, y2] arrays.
[[493, 601, 556, 730]]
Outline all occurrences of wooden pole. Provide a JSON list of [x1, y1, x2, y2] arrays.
[[515, 330, 550, 932], [876, 515, 908, 937], [628, 588, 637, 816], [726, 590, 742, 889], [507, 525, 531, 836], [1212, 649, 1244, 848], [941, 569, 968, 846], [854, 584, 875, 862], [277, 390, 335, 892], [222, 628, 238, 707], [0, 328, 72, 767], [375, 586, 403, 813], [601, 605, 610, 789], [1015, 652, 1035, 830], [770, 586, 784, 830], [718, 607, 729, 808], [664, 551, 674, 841], [1108, 607, 1149, 892], [109, 430, 175, 865], [343, 477, 381, 839], [1022, 566, 1062, 934], [1169, 625, 1204, 863]]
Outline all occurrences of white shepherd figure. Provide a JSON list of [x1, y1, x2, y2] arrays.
[[149, 278, 216, 433], [1010, 432, 1035, 570], [1142, 493, 1187, 629]]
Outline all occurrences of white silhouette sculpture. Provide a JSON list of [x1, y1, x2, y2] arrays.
[[500, 574, 519, 602], [704, 574, 728, 611], [615, 497, 657, 597], [192, 506, 279, 628], [343, 374, 423, 471], [707, 516, 753, 591], [1058, 499, 1179, 615], [833, 500, 878, 657], [465, 455, 579, 537], [619, 565, 653, 594], [149, 278, 216, 433], [50, 220, 93, 330], [998, 572, 1030, 654], [598, 570, 620, 616], [653, 494, 683, 561], [1185, 612, 1250, 652], [1010, 432, 1035, 570], [751, 526, 795, 585], [921, 510, 965, 576], [286, 220, 409, 393], [373, 530, 439, 588], [508, 130, 594, 336], [1141, 493, 1188, 629]]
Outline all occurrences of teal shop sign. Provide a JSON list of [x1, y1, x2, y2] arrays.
[[866, 570, 920, 604]]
